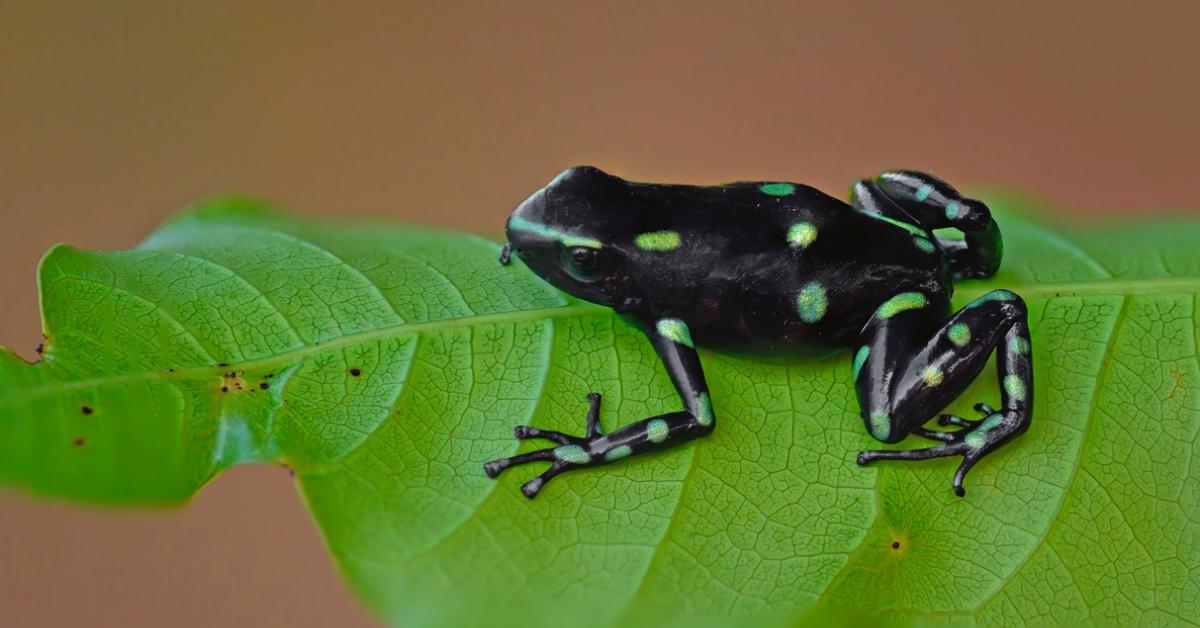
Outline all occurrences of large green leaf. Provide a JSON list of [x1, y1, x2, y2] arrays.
[[1, 196, 1197, 626]]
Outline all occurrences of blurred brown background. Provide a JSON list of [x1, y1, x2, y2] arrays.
[[2, 2, 1198, 626]]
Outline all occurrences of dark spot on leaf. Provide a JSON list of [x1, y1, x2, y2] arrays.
[[260, 382, 270, 390], [72, 437, 85, 447], [891, 541, 901, 550], [349, 368, 362, 377], [266, 373, 275, 379], [217, 362, 230, 367], [81, 405, 93, 415], [35, 343, 44, 354], [221, 386, 229, 393]]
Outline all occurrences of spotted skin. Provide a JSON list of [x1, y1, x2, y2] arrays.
[[486, 166, 1033, 499], [853, 288, 1034, 496]]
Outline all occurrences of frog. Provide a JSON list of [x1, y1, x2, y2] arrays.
[[484, 166, 1033, 498]]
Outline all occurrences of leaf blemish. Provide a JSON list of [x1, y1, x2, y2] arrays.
[[891, 541, 901, 550], [349, 368, 362, 377], [81, 405, 93, 415], [260, 382, 270, 390], [71, 437, 85, 447]]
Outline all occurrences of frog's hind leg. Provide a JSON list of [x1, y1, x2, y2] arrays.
[[852, 289, 1033, 496], [851, 170, 1002, 280]]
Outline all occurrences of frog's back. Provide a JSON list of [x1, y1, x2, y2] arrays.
[[625, 180, 953, 355]]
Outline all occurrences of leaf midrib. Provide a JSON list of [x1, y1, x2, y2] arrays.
[[4, 274, 1198, 409], [0, 303, 597, 407]]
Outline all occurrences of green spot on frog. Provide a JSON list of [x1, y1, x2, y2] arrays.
[[508, 215, 602, 249], [796, 282, 828, 323], [646, 419, 669, 444], [948, 323, 971, 347], [697, 392, 714, 427], [635, 230, 682, 251], [656, 318, 694, 348], [1009, 336, 1031, 355], [867, 212, 928, 237], [964, 413, 1005, 449], [968, 290, 1016, 308], [787, 222, 818, 248], [922, 365, 944, 387], [852, 346, 870, 380], [1003, 374, 1027, 401], [604, 445, 632, 462], [869, 411, 890, 441], [759, 182, 796, 196], [553, 445, 590, 465], [913, 237, 936, 253], [876, 292, 928, 319]]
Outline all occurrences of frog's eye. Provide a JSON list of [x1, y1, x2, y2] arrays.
[[561, 247, 615, 283]]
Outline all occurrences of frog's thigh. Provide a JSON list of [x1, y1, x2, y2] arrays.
[[852, 290, 1032, 444]]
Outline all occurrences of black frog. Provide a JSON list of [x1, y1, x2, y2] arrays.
[[485, 166, 1033, 498]]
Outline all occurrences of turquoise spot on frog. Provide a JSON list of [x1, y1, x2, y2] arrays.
[[646, 419, 669, 444], [945, 202, 960, 220], [915, 184, 934, 202], [948, 323, 971, 347], [869, 411, 890, 441], [964, 413, 1005, 449], [967, 290, 1017, 308], [852, 346, 870, 380], [913, 237, 936, 253], [508, 215, 602, 249], [760, 182, 796, 196], [696, 392, 714, 427], [603, 444, 632, 462], [553, 444, 590, 465], [796, 282, 828, 323], [1009, 336, 1031, 355], [656, 318, 694, 348]]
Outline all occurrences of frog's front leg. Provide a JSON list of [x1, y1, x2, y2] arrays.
[[852, 170, 1002, 280], [852, 289, 1033, 496], [483, 317, 715, 498]]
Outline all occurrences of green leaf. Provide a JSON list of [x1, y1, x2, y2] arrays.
[[2, 195, 1197, 626]]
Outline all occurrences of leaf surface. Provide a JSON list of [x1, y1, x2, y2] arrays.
[[1, 197, 1197, 626]]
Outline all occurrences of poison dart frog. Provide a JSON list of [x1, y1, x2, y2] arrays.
[[485, 166, 1033, 498]]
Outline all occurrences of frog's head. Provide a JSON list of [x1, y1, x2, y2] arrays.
[[503, 166, 638, 310]]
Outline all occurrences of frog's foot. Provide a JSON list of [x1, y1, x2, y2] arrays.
[[483, 392, 605, 498], [857, 403, 1026, 497]]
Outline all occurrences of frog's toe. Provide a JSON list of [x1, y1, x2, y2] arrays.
[[483, 449, 556, 478], [915, 427, 956, 442], [856, 443, 962, 465], [938, 413, 978, 428], [973, 402, 997, 416], [952, 452, 984, 497], [514, 424, 581, 445]]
